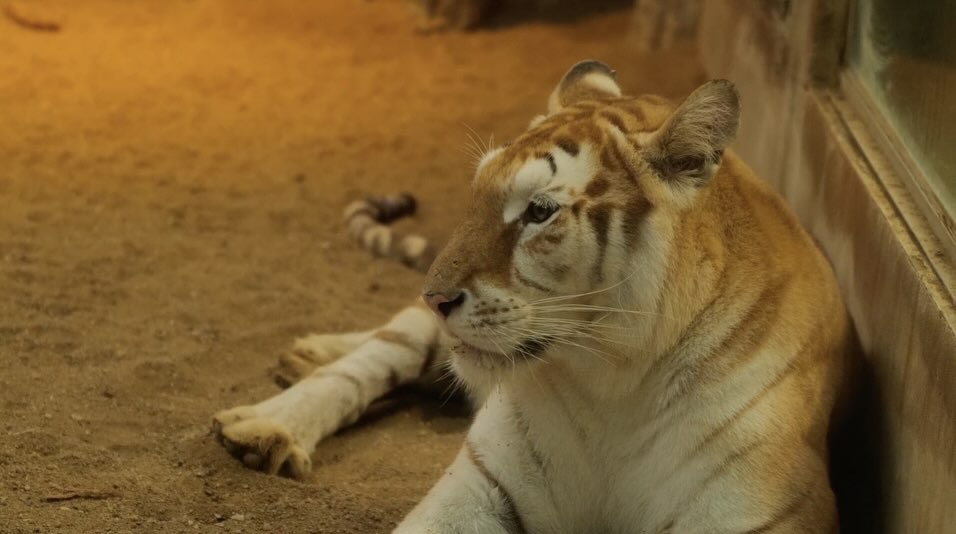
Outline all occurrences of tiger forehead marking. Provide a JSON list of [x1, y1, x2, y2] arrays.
[[482, 101, 666, 227], [500, 143, 596, 224]]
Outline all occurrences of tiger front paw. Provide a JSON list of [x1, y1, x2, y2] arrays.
[[211, 406, 312, 479]]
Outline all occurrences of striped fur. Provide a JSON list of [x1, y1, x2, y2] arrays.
[[213, 61, 850, 533]]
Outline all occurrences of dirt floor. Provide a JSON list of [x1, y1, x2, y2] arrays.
[[0, 1, 702, 532]]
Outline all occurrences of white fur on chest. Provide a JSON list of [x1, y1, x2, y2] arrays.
[[466, 338, 791, 533]]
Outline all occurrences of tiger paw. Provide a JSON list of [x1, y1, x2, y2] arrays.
[[211, 406, 312, 479], [271, 334, 350, 388]]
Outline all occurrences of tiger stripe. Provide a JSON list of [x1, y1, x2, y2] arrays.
[[312, 368, 364, 391], [604, 136, 639, 185], [746, 488, 812, 533], [554, 136, 579, 156], [373, 329, 418, 352], [584, 176, 610, 197], [513, 266, 553, 293], [509, 401, 548, 477], [586, 204, 611, 283], [464, 440, 529, 534], [663, 440, 766, 523]]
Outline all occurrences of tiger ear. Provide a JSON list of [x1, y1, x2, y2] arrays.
[[644, 79, 740, 186], [547, 60, 622, 114]]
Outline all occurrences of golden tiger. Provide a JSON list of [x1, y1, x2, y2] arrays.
[[212, 60, 851, 533]]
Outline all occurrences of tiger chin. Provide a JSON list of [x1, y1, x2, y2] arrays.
[[212, 60, 851, 533]]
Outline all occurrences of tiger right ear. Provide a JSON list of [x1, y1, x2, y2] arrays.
[[644, 79, 740, 186], [547, 60, 622, 114]]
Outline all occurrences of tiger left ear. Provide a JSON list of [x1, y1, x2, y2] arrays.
[[644, 79, 740, 186], [547, 60, 622, 114]]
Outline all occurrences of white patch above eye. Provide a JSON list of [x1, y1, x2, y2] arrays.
[[503, 158, 552, 222], [550, 144, 594, 190], [502, 143, 596, 223]]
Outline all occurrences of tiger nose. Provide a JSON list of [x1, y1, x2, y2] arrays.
[[422, 290, 465, 319]]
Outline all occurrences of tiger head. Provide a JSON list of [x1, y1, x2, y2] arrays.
[[422, 61, 740, 386]]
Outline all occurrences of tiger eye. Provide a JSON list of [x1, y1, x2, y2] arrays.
[[524, 201, 557, 224]]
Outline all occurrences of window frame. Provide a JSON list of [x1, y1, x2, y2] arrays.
[[833, 0, 956, 299], [837, 68, 956, 296]]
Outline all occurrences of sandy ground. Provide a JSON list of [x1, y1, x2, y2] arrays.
[[0, 1, 702, 532]]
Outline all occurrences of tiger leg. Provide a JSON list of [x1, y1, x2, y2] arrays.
[[393, 396, 544, 534], [212, 303, 447, 478], [394, 448, 523, 534], [271, 329, 378, 388]]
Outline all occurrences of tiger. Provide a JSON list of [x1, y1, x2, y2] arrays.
[[212, 60, 851, 533]]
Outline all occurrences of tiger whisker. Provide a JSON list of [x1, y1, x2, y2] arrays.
[[461, 121, 489, 153], [482, 325, 519, 379], [487, 314, 637, 344], [437, 359, 466, 408], [527, 329, 632, 350], [501, 325, 622, 365], [527, 264, 644, 306], [478, 324, 515, 367], [526, 304, 664, 317], [519, 325, 635, 346], [457, 143, 484, 168], [522, 319, 635, 333], [518, 313, 644, 333], [489, 325, 549, 367]]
